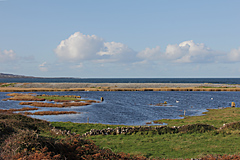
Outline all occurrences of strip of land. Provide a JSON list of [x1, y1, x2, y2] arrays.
[[0, 82, 240, 92]]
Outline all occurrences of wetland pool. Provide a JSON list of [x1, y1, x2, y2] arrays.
[[0, 91, 239, 126]]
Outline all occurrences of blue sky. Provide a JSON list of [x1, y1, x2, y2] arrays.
[[0, 0, 240, 78]]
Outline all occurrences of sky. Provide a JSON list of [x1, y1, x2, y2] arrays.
[[0, 0, 240, 78]]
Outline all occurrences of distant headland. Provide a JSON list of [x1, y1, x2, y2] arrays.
[[0, 73, 35, 78]]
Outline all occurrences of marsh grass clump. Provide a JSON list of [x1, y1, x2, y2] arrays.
[[0, 107, 39, 113], [2, 93, 101, 116], [24, 111, 79, 115], [20, 102, 92, 108], [3, 93, 45, 101]]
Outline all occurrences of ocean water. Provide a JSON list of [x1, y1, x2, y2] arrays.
[[0, 78, 240, 84], [0, 91, 239, 125]]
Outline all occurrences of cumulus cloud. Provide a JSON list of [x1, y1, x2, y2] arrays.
[[137, 46, 161, 60], [54, 32, 104, 62], [0, 49, 17, 63], [55, 32, 240, 68], [164, 40, 216, 63], [137, 40, 220, 63], [97, 42, 137, 63], [226, 47, 240, 62], [55, 32, 138, 64]]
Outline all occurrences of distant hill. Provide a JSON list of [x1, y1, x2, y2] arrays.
[[0, 73, 35, 78]]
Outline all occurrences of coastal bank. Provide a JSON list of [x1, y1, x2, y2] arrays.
[[0, 82, 240, 92]]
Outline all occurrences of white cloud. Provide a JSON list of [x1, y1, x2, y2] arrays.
[[164, 40, 217, 63], [97, 42, 137, 63], [55, 32, 138, 64], [137, 46, 161, 60], [0, 49, 17, 62], [226, 47, 240, 62], [54, 32, 104, 62], [54, 32, 240, 74], [137, 40, 219, 63]]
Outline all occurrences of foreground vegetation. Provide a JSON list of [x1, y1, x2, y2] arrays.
[[1, 108, 240, 159], [154, 107, 240, 128], [89, 128, 240, 159], [52, 107, 240, 159], [0, 113, 147, 159], [2, 92, 240, 159]]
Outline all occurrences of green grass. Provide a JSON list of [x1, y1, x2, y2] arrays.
[[0, 83, 15, 87], [51, 122, 125, 135], [50, 107, 240, 159], [3, 104, 240, 159], [154, 107, 240, 128], [89, 131, 240, 159]]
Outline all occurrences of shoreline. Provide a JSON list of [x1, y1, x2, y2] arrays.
[[0, 82, 240, 92]]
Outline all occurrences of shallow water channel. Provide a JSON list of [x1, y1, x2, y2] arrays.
[[0, 91, 240, 126]]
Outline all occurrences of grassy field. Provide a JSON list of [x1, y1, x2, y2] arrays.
[[51, 107, 240, 159], [89, 131, 240, 159], [154, 107, 240, 128]]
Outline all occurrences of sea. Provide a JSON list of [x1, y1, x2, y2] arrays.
[[0, 78, 240, 125], [0, 77, 240, 84]]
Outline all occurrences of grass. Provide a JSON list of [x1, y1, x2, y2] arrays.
[[0, 83, 15, 87], [2, 108, 240, 159], [89, 131, 240, 159], [49, 107, 240, 159], [36, 95, 81, 101], [3, 92, 240, 159], [0, 113, 146, 159], [154, 107, 240, 128], [51, 121, 125, 135]]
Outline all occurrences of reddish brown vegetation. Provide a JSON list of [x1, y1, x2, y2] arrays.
[[153, 121, 163, 124], [0, 126, 148, 160], [3, 93, 45, 101], [19, 102, 91, 108], [197, 154, 240, 160], [24, 111, 79, 115], [145, 122, 152, 124], [3, 93, 98, 116], [0, 107, 38, 113], [85, 100, 100, 103]]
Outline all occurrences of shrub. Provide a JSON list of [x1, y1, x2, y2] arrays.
[[178, 124, 217, 133]]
